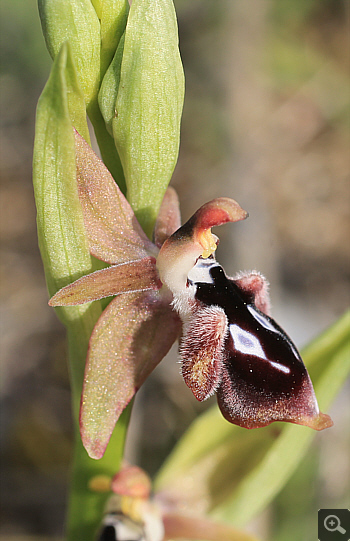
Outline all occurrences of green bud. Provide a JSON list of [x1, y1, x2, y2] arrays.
[[38, 0, 101, 110], [96, 0, 129, 76], [98, 33, 125, 136], [33, 42, 101, 327], [112, 0, 185, 237], [90, 0, 102, 18]]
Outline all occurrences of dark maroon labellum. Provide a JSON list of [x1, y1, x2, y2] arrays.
[[194, 264, 320, 428]]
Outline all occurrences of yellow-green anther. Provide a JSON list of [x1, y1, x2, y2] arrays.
[[33, 42, 101, 327], [38, 0, 101, 111], [96, 0, 129, 76], [112, 0, 185, 238], [99, 33, 125, 136]]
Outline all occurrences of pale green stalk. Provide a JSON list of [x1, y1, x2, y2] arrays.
[[33, 42, 131, 541], [35, 1, 184, 538]]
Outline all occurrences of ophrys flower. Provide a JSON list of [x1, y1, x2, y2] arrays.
[[50, 131, 332, 459]]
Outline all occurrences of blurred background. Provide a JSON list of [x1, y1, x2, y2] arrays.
[[0, 0, 349, 539]]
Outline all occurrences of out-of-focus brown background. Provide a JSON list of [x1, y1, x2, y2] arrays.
[[0, 1, 349, 540]]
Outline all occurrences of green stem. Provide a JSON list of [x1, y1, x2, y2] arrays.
[[65, 92, 166, 538], [67, 409, 132, 541], [64, 303, 132, 540]]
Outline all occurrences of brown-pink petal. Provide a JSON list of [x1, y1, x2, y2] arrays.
[[80, 290, 180, 459], [154, 187, 181, 248], [49, 257, 161, 306], [74, 130, 157, 264]]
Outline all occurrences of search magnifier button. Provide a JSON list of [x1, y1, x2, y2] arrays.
[[324, 515, 346, 534]]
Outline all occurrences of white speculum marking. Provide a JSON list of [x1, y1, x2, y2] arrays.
[[187, 258, 219, 285], [230, 325, 267, 360], [248, 306, 296, 369], [189, 258, 292, 376], [247, 305, 278, 333], [230, 325, 291, 374], [269, 361, 291, 374]]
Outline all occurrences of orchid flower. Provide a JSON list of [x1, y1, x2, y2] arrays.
[[92, 464, 259, 541], [49, 131, 332, 460]]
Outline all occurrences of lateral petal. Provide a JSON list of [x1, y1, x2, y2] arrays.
[[80, 290, 180, 459], [154, 186, 181, 248], [74, 130, 157, 264], [49, 257, 161, 306]]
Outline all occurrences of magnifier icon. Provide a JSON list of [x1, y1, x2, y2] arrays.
[[324, 515, 346, 534]]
